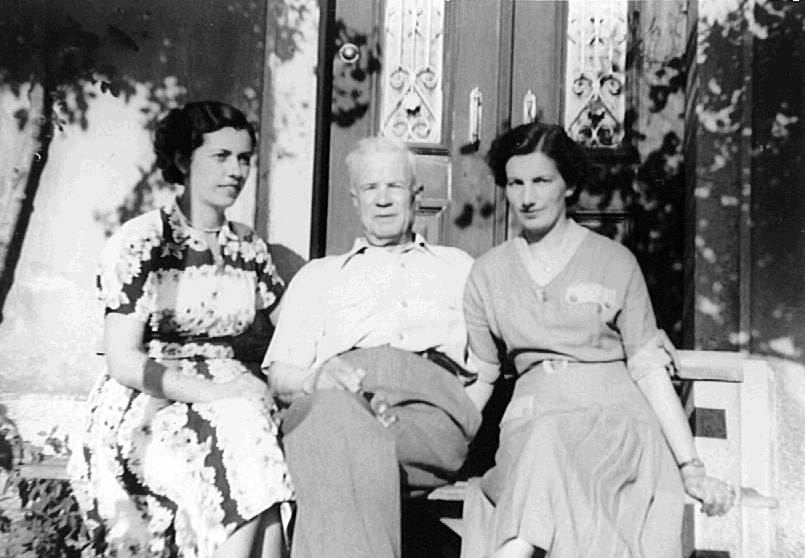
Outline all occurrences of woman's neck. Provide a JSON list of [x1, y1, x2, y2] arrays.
[[523, 215, 570, 252], [178, 194, 225, 230]]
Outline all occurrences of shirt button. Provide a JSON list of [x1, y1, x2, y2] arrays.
[[401, 300, 409, 308], [398, 332, 406, 341]]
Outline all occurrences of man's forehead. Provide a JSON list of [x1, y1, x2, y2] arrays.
[[350, 151, 414, 182]]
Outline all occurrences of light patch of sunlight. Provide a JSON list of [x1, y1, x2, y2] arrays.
[[697, 295, 724, 324], [729, 331, 750, 345], [768, 336, 803, 359], [771, 113, 799, 138]]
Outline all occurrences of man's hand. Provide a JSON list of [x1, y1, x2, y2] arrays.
[[304, 355, 366, 393]]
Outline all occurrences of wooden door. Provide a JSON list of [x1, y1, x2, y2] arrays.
[[321, 0, 523, 258], [319, 0, 641, 257]]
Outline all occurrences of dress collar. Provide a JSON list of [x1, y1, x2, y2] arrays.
[[342, 232, 431, 267], [164, 201, 239, 245]]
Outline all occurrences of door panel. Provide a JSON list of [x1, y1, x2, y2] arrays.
[[444, 0, 511, 257], [325, 0, 381, 256], [510, 0, 566, 129], [324, 0, 516, 257]]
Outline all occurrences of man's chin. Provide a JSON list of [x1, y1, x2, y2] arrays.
[[366, 230, 410, 247]]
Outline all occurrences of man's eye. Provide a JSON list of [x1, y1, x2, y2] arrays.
[[389, 182, 404, 189]]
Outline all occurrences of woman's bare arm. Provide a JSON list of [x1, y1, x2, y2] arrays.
[[105, 313, 266, 403]]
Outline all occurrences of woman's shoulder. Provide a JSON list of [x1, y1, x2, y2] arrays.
[[109, 208, 165, 245], [470, 239, 518, 280], [579, 227, 639, 268]]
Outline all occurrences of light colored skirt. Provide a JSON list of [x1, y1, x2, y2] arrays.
[[460, 361, 684, 558]]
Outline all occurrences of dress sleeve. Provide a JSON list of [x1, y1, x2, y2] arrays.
[[463, 265, 502, 384], [96, 221, 160, 323], [617, 259, 673, 381], [253, 238, 285, 314]]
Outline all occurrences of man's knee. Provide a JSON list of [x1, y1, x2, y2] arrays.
[[282, 390, 372, 437]]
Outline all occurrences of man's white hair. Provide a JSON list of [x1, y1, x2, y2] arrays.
[[345, 136, 417, 188]]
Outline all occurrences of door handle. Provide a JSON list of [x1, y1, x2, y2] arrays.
[[468, 87, 483, 147], [523, 90, 537, 124], [338, 43, 360, 64]]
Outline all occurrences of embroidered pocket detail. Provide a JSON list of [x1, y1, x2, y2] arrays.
[[565, 283, 617, 311]]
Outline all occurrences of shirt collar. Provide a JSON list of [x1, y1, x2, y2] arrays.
[[341, 232, 432, 267], [165, 201, 238, 245]]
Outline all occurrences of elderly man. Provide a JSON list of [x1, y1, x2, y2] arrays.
[[262, 137, 494, 558]]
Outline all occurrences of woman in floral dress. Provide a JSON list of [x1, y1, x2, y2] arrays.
[[68, 101, 294, 558]]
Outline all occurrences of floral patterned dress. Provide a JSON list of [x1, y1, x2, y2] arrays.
[[68, 204, 295, 558]]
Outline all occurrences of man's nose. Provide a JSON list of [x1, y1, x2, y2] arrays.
[[375, 186, 392, 205]]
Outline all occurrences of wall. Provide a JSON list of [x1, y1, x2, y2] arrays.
[[685, 0, 805, 360], [0, 0, 268, 450], [766, 357, 805, 558], [264, 0, 320, 260], [750, 2, 805, 361]]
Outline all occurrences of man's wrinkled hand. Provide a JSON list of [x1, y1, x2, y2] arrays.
[[305, 355, 366, 393]]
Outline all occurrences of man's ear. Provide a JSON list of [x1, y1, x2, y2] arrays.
[[349, 186, 358, 207]]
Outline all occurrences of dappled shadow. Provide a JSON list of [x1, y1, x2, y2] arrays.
[[331, 19, 382, 128]]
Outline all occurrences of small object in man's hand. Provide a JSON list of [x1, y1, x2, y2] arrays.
[[361, 390, 398, 428]]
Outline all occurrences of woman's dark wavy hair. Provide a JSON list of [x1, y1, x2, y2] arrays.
[[154, 101, 256, 185], [486, 123, 594, 206]]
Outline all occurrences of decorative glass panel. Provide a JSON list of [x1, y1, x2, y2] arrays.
[[379, 0, 445, 144], [564, 0, 628, 148]]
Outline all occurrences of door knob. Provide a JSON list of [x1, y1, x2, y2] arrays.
[[338, 43, 360, 64]]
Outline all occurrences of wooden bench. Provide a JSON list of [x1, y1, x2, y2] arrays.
[[14, 349, 781, 558]]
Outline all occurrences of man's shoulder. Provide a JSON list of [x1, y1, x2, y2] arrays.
[[426, 243, 474, 267], [293, 254, 346, 280]]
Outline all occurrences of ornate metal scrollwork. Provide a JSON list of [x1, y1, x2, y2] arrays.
[[379, 0, 446, 144], [564, 0, 628, 148]]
